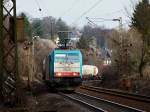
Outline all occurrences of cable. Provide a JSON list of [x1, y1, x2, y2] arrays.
[[34, 0, 42, 11], [86, 16, 130, 29], [61, 0, 81, 18], [97, 9, 123, 17], [33, 0, 47, 18], [92, 20, 109, 22], [87, 17, 113, 21], [72, 0, 103, 25], [86, 17, 98, 26]]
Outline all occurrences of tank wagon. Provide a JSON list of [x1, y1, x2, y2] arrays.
[[43, 49, 82, 90], [82, 65, 99, 80]]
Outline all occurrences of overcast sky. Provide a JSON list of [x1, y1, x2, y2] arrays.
[[16, 0, 140, 28]]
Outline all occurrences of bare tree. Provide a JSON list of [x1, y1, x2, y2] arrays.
[[107, 28, 142, 77]]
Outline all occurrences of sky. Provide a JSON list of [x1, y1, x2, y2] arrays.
[[16, 0, 140, 29]]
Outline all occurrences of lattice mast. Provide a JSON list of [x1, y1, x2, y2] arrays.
[[0, 0, 20, 104]]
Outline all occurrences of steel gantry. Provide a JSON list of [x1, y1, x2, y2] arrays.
[[0, 0, 20, 104]]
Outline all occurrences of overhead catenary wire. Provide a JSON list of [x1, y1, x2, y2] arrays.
[[33, 0, 47, 18], [34, 0, 42, 11], [87, 17, 130, 24], [61, 0, 81, 18], [85, 9, 124, 27], [86, 17, 98, 26], [86, 17, 109, 28], [97, 9, 123, 17], [86, 17, 119, 27], [87, 17, 114, 21], [87, 16, 130, 29], [72, 0, 103, 25]]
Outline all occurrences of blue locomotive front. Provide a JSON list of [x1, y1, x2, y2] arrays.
[[43, 49, 82, 90]]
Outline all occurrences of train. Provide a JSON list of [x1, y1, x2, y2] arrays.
[[82, 65, 99, 80], [42, 49, 82, 90]]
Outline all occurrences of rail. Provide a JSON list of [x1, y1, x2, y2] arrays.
[[60, 92, 107, 112], [80, 85, 150, 103], [75, 92, 144, 112]]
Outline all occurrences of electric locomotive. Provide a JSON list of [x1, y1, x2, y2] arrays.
[[43, 49, 82, 90]]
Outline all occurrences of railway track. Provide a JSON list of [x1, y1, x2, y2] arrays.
[[60, 92, 106, 112], [80, 85, 150, 103], [60, 92, 144, 112]]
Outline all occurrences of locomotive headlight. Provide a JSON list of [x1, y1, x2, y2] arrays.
[[73, 73, 77, 76], [57, 73, 62, 76]]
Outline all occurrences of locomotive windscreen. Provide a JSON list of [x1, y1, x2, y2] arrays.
[[54, 53, 80, 77]]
